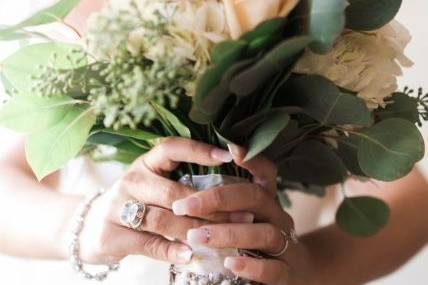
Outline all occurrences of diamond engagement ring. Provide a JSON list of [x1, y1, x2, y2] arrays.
[[120, 200, 147, 230]]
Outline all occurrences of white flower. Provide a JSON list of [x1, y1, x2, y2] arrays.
[[294, 21, 413, 109], [223, 0, 300, 39]]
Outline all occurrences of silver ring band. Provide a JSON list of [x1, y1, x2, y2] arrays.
[[120, 200, 147, 230], [266, 228, 298, 257]]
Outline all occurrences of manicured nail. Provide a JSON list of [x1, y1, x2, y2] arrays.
[[230, 212, 255, 223], [224, 257, 245, 272], [227, 144, 241, 158], [211, 148, 233, 163], [176, 245, 193, 264], [187, 228, 211, 244], [172, 197, 200, 216]]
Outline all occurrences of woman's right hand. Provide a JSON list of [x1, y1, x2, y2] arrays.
[[69, 137, 239, 265]]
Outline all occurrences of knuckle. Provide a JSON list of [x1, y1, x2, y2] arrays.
[[249, 184, 266, 206], [148, 208, 167, 234], [225, 227, 239, 247], [142, 236, 166, 260], [264, 224, 280, 248], [123, 171, 142, 186], [211, 188, 225, 208]]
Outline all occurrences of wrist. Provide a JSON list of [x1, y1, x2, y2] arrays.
[[57, 195, 85, 260]]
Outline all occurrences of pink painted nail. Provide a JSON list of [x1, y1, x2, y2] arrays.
[[187, 228, 211, 244], [176, 245, 193, 264], [211, 148, 233, 163], [172, 197, 200, 216], [224, 257, 245, 272], [230, 212, 255, 223]]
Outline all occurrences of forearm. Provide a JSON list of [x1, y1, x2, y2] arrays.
[[0, 165, 83, 260], [303, 169, 428, 284]]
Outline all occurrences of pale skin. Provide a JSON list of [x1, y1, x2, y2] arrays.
[[0, 138, 428, 285], [0, 1, 428, 284]]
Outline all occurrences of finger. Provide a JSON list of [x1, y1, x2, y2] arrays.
[[108, 225, 194, 265], [140, 206, 206, 240], [113, 202, 206, 240], [132, 137, 232, 175], [120, 171, 195, 209], [114, 176, 248, 223], [187, 224, 286, 253], [227, 143, 278, 196], [224, 256, 289, 285], [172, 183, 293, 228]]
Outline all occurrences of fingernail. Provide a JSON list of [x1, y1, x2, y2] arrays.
[[211, 148, 233, 163], [172, 197, 200, 216], [176, 246, 193, 264], [227, 144, 240, 158], [224, 257, 245, 272], [230, 212, 254, 223], [187, 228, 211, 244]]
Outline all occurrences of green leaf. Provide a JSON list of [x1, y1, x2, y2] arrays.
[[336, 196, 390, 237], [195, 41, 248, 108], [357, 118, 425, 181], [242, 18, 285, 54], [0, 95, 81, 133], [26, 106, 96, 180], [0, 0, 82, 35], [229, 36, 311, 96], [244, 112, 290, 161], [102, 128, 160, 141], [279, 140, 347, 186], [376, 92, 420, 124], [285, 75, 373, 126], [1, 42, 84, 94], [309, 0, 347, 54], [212, 40, 248, 64], [152, 102, 191, 138], [337, 135, 366, 176], [346, 0, 402, 31]]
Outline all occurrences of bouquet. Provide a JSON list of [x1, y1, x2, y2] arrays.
[[0, 0, 427, 283]]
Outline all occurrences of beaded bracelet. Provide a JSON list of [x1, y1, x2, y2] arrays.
[[69, 189, 120, 281]]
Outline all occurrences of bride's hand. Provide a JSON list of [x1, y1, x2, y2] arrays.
[[172, 144, 314, 285], [74, 137, 249, 266]]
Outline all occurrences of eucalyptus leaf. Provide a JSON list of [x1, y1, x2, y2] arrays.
[[1, 42, 84, 94], [357, 118, 425, 181], [26, 107, 96, 180], [102, 128, 160, 141], [0, 95, 82, 133], [376, 92, 420, 124], [279, 140, 347, 186], [0, 0, 82, 35], [152, 102, 191, 138], [309, 0, 347, 54], [336, 196, 390, 237], [230, 36, 311, 96], [285, 75, 373, 126], [337, 135, 366, 176], [244, 112, 290, 161], [195, 41, 247, 108], [346, 0, 402, 31]]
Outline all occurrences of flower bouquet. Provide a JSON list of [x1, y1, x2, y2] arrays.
[[0, 0, 427, 283]]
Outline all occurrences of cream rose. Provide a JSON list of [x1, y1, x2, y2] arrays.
[[223, 0, 300, 39]]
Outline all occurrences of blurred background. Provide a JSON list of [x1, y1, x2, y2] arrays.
[[0, 1, 427, 284]]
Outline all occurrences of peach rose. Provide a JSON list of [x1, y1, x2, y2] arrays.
[[223, 0, 300, 39]]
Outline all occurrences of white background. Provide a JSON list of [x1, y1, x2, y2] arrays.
[[0, 1, 427, 284]]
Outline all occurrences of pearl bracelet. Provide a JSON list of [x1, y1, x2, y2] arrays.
[[69, 189, 119, 281]]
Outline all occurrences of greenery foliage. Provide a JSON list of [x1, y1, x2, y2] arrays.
[[0, 0, 425, 237]]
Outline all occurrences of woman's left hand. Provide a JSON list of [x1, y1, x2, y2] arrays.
[[172, 144, 314, 285]]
